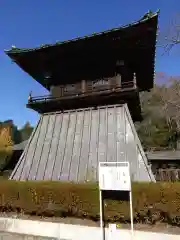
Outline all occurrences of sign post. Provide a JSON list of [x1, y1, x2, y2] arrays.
[[99, 162, 134, 240]]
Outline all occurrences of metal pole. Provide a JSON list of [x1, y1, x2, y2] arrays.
[[129, 190, 134, 239], [99, 190, 105, 240]]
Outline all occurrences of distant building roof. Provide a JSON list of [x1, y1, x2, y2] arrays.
[[12, 140, 180, 161], [146, 151, 180, 161], [12, 140, 28, 151]]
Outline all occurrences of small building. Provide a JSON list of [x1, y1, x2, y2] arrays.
[[146, 151, 180, 181], [5, 11, 159, 182], [4, 142, 180, 181], [0, 140, 28, 177]]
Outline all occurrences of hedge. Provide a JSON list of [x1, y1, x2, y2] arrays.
[[0, 150, 12, 171], [0, 181, 180, 226]]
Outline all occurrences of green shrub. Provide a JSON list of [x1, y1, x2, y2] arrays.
[[0, 150, 12, 170], [0, 181, 180, 225]]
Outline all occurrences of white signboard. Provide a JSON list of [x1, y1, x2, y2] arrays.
[[99, 162, 133, 240], [99, 162, 131, 191]]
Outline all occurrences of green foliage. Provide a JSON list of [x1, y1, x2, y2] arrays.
[[11, 125, 22, 144], [0, 150, 12, 170], [137, 116, 177, 150], [0, 181, 180, 225], [137, 83, 179, 150]]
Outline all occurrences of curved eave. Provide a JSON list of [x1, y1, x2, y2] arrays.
[[5, 11, 159, 55], [5, 10, 159, 90]]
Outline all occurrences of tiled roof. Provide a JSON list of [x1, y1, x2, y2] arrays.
[[5, 10, 159, 54]]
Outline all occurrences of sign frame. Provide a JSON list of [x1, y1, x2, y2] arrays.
[[98, 161, 134, 240]]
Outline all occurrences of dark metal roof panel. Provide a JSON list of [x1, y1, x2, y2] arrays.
[[10, 104, 155, 182]]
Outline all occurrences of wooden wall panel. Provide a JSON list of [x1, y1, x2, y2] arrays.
[[50, 74, 126, 98]]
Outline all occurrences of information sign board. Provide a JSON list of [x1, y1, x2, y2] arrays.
[[98, 162, 134, 240], [99, 162, 131, 191]]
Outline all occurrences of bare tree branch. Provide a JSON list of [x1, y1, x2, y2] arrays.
[[155, 79, 180, 131], [159, 12, 180, 54]]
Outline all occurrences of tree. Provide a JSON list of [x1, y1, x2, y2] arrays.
[[137, 116, 176, 151], [136, 84, 178, 151], [20, 122, 33, 142], [11, 124, 22, 144], [160, 13, 180, 54], [153, 79, 180, 132]]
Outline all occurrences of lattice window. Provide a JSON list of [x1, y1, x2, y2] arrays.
[[92, 78, 110, 90]]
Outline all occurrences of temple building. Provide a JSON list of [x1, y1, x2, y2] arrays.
[[5, 11, 159, 182]]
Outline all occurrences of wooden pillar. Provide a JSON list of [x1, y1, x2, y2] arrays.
[[116, 74, 122, 88], [60, 86, 64, 97], [81, 80, 86, 93], [133, 72, 137, 88]]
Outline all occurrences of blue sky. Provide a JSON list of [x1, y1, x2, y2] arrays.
[[0, 0, 180, 128]]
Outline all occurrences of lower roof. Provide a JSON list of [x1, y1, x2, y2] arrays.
[[10, 104, 155, 182]]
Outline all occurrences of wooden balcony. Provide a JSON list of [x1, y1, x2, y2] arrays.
[[27, 79, 142, 121]]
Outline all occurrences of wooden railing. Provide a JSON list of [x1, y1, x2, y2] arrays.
[[28, 80, 137, 104]]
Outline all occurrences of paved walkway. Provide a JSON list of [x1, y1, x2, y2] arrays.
[[0, 217, 179, 240], [0, 232, 57, 240]]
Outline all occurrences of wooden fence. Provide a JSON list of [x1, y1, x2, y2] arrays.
[[155, 169, 180, 181]]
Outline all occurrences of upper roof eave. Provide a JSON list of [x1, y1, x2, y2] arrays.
[[5, 10, 159, 55]]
